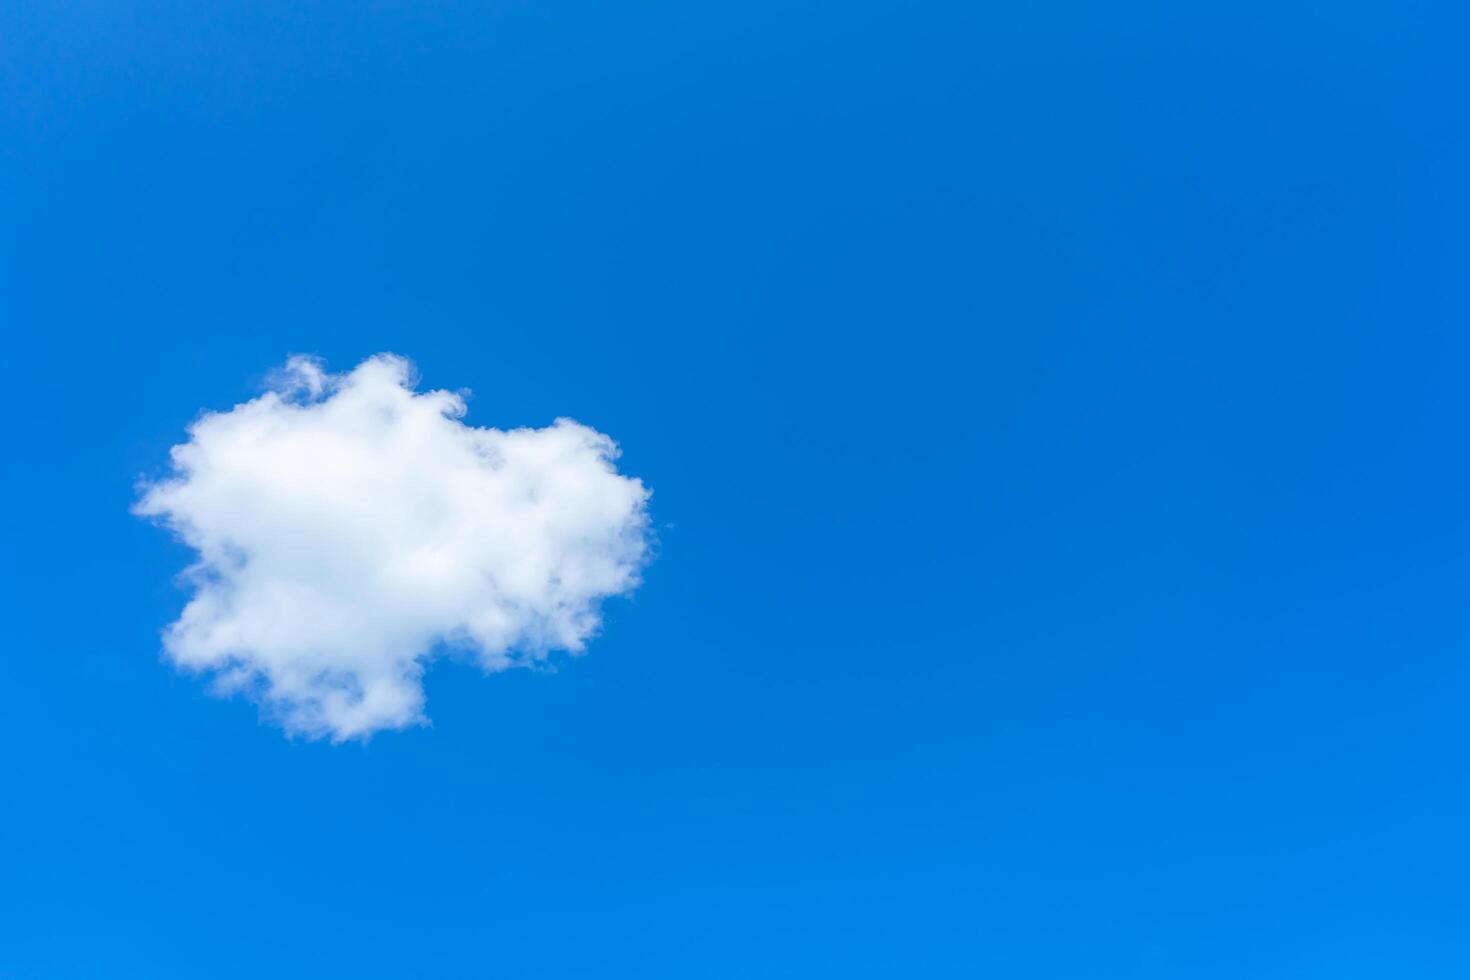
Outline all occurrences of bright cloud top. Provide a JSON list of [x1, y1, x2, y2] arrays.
[[135, 354, 651, 740]]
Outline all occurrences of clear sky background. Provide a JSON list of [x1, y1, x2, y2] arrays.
[[2, 1, 1468, 977]]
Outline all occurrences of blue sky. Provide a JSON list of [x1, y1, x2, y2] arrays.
[[3, 0, 1468, 976]]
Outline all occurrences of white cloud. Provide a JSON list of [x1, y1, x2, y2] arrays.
[[135, 354, 652, 740]]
